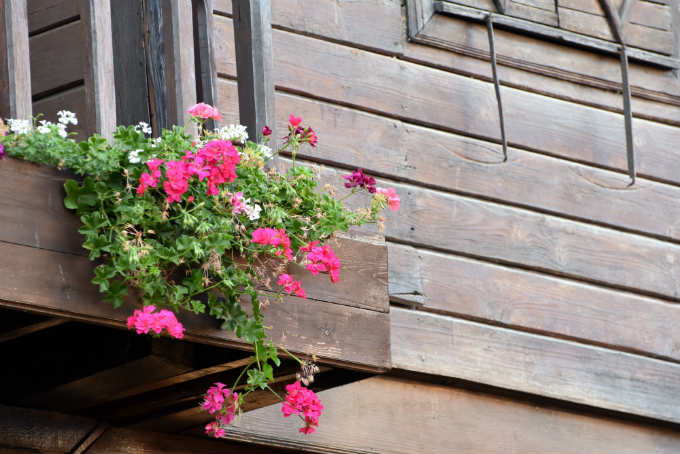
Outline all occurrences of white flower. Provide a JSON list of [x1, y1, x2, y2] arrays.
[[129, 149, 143, 163], [135, 121, 152, 135], [57, 110, 78, 125], [36, 120, 53, 134], [152, 137, 163, 147], [217, 124, 248, 143], [57, 123, 67, 138], [258, 144, 273, 160], [7, 119, 31, 135], [246, 203, 262, 221]]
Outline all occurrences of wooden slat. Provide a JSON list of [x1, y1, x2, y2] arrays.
[[213, 0, 404, 55], [213, 17, 680, 187], [27, 0, 79, 35], [20, 355, 192, 412], [0, 318, 66, 343], [32, 84, 91, 137], [217, 79, 680, 243], [0, 157, 388, 312], [81, 0, 116, 139], [206, 376, 680, 453], [0, 241, 390, 372], [29, 19, 84, 96], [389, 243, 680, 361], [166, 0, 197, 126], [506, 1, 558, 25], [1, 0, 32, 119], [560, 0, 672, 30], [280, 159, 680, 302], [392, 307, 680, 424]]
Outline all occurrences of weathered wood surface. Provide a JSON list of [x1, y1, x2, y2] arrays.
[[20, 355, 192, 412], [1, 0, 32, 119], [391, 307, 680, 424], [81, 0, 116, 139], [218, 79, 680, 243], [27, 0, 80, 34], [29, 19, 84, 97], [0, 318, 65, 343], [32, 85, 91, 138], [0, 241, 390, 372], [389, 243, 680, 361], [210, 376, 680, 453], [0, 157, 388, 312], [166, 0, 197, 126], [0, 404, 267, 453], [559, 0, 672, 30], [214, 18, 680, 187], [213, 0, 404, 55]]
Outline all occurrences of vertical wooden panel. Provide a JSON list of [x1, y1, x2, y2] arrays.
[[165, 0, 197, 126], [0, 0, 32, 119], [232, 0, 275, 142], [82, 0, 116, 139]]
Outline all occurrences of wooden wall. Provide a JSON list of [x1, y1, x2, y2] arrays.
[[208, 0, 680, 449]]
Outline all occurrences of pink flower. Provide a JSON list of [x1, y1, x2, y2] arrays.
[[343, 168, 376, 193], [136, 172, 158, 196], [289, 115, 302, 127], [188, 102, 222, 121], [229, 191, 246, 214], [304, 127, 317, 147], [302, 243, 341, 283], [251, 228, 294, 261], [126, 306, 185, 339], [277, 274, 306, 299], [281, 381, 323, 435], [0, 143, 5, 159], [376, 187, 400, 211], [202, 383, 239, 438], [262, 126, 272, 136]]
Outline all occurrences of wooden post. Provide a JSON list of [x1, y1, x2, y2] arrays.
[[0, 0, 31, 119], [232, 0, 275, 143], [83, 0, 117, 140], [167, 0, 197, 127]]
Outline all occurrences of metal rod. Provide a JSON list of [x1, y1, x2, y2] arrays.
[[619, 46, 636, 185], [485, 14, 508, 162]]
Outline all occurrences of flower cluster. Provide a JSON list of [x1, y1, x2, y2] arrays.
[[251, 227, 294, 261], [188, 102, 222, 121], [126, 305, 185, 339], [286, 115, 317, 147], [217, 124, 248, 143], [281, 381, 324, 434], [229, 191, 262, 221], [203, 382, 239, 438], [376, 187, 400, 211], [301, 241, 341, 283], [278, 274, 306, 298], [344, 168, 376, 193], [137, 139, 240, 201]]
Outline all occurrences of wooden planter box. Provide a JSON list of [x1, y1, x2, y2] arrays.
[[0, 157, 391, 372]]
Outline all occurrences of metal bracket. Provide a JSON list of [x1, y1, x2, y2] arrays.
[[485, 14, 508, 162]]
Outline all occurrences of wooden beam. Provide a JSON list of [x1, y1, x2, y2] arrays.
[[218, 376, 680, 453], [0, 318, 66, 343], [232, 0, 275, 142], [82, 0, 117, 140], [391, 307, 680, 424], [0, 0, 32, 119], [144, 0, 168, 132]]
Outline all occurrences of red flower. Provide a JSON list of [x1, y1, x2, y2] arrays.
[[277, 274, 307, 299], [281, 381, 323, 434], [262, 125, 272, 136], [289, 115, 302, 127]]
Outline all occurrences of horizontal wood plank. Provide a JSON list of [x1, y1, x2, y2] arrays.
[[213, 376, 680, 453], [27, 0, 80, 35], [32, 84, 92, 137], [389, 243, 680, 361], [29, 19, 85, 96], [214, 17, 680, 187], [0, 241, 390, 372], [217, 79, 680, 243], [0, 157, 388, 313], [391, 307, 680, 424], [212, 0, 403, 54]]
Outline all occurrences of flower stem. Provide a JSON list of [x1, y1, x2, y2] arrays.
[[232, 358, 256, 391], [277, 344, 303, 365]]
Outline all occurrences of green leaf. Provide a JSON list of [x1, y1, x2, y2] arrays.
[[104, 280, 128, 309]]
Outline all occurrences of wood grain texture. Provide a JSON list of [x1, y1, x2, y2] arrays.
[[213, 376, 680, 453], [3, 0, 33, 118], [29, 19, 84, 96], [214, 18, 680, 187], [217, 79, 680, 242], [166, 0, 197, 126], [27, 0, 80, 34], [268, 157, 680, 301], [0, 157, 388, 312], [0, 241, 390, 372], [391, 307, 680, 424], [32, 84, 91, 137], [213, 0, 404, 54], [389, 243, 680, 361]]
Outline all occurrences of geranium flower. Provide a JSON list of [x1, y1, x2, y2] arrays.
[[376, 187, 400, 211], [188, 102, 222, 121]]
